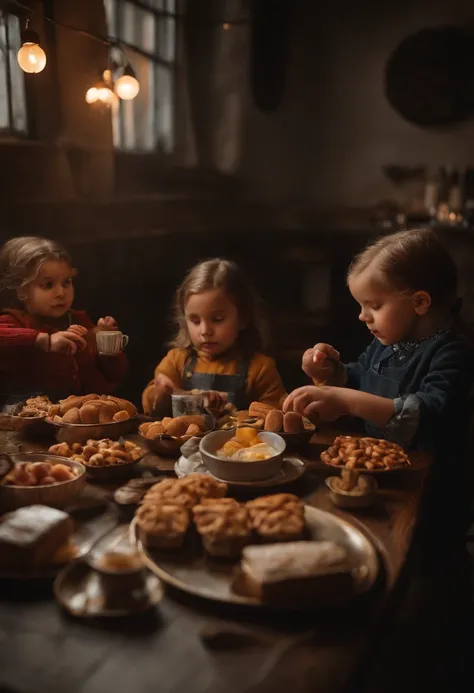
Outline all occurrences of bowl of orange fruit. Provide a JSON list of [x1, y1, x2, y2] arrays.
[[199, 426, 286, 482]]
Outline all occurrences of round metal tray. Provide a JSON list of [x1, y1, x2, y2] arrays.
[[130, 505, 379, 609]]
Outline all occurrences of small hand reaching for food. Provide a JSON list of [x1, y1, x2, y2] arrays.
[[202, 390, 228, 412], [283, 385, 349, 423], [301, 343, 342, 385]]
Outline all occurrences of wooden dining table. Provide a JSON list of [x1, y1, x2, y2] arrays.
[[0, 426, 433, 693]]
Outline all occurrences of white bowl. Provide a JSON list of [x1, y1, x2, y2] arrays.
[[199, 430, 286, 482]]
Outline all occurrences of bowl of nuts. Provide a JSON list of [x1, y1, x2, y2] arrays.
[[320, 436, 411, 473], [48, 439, 145, 481], [138, 415, 214, 457]]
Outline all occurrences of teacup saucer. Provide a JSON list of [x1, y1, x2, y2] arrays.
[[174, 453, 305, 488], [54, 560, 163, 618]]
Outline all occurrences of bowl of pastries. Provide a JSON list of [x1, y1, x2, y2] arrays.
[[0, 395, 53, 435], [199, 427, 286, 482], [320, 436, 411, 473], [45, 394, 138, 445], [48, 439, 145, 481], [138, 414, 214, 457], [216, 402, 316, 451], [0, 453, 86, 511]]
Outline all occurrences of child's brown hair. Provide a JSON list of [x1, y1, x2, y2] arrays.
[[0, 236, 73, 308], [348, 228, 459, 314], [170, 258, 270, 353]]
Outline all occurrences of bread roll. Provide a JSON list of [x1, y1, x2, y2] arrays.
[[62, 407, 81, 424], [283, 411, 304, 433], [164, 418, 188, 437], [60, 396, 84, 415], [79, 404, 100, 424], [107, 397, 137, 417], [264, 410, 284, 432], [113, 410, 130, 422], [99, 402, 119, 424]]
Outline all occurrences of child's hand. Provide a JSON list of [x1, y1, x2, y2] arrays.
[[283, 385, 349, 423], [302, 343, 340, 383], [203, 390, 228, 412], [49, 330, 87, 355], [67, 324, 88, 338], [154, 374, 176, 398], [97, 316, 118, 331]]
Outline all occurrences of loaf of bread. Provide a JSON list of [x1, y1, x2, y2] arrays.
[[236, 541, 353, 603], [0, 505, 74, 572]]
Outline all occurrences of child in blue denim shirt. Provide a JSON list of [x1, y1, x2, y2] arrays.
[[285, 228, 474, 453]]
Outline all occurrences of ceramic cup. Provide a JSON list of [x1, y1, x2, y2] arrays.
[[96, 331, 129, 356], [89, 550, 148, 609]]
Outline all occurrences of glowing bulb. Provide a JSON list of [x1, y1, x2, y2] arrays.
[[85, 87, 99, 104], [115, 74, 140, 100], [223, 23, 231, 30], [97, 87, 116, 105], [17, 42, 46, 74], [114, 64, 140, 101]]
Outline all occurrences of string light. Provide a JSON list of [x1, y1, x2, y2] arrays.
[[85, 71, 117, 109], [114, 64, 140, 101], [222, 23, 231, 31], [17, 21, 46, 74]]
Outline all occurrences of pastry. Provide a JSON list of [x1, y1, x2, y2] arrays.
[[178, 473, 227, 501], [193, 499, 251, 557], [235, 541, 353, 603], [0, 505, 74, 572], [246, 493, 305, 542], [3, 460, 79, 486], [164, 418, 188, 437], [142, 478, 198, 509], [264, 409, 284, 432], [248, 401, 275, 418], [62, 407, 81, 424], [113, 410, 130, 422], [136, 502, 190, 548], [283, 411, 304, 433], [16, 395, 52, 418]]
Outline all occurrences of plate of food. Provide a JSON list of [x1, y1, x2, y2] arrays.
[[48, 439, 145, 481], [216, 402, 316, 452], [0, 500, 119, 580], [46, 395, 138, 444], [138, 414, 214, 457], [0, 395, 52, 434], [130, 475, 379, 610], [320, 436, 411, 473]]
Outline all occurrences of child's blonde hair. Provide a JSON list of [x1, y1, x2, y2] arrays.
[[0, 236, 73, 307], [170, 258, 270, 353], [348, 228, 458, 313]]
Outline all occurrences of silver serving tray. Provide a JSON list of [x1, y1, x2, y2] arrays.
[[130, 505, 379, 609]]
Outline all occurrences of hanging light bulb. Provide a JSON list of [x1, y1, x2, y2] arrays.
[[114, 64, 139, 101], [85, 76, 116, 108], [17, 29, 47, 74]]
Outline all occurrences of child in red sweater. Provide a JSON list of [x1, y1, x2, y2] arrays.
[[0, 236, 127, 405]]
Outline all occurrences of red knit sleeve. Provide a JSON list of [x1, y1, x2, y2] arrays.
[[0, 314, 39, 348]]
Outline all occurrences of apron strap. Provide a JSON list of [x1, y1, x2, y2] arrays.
[[183, 349, 198, 382]]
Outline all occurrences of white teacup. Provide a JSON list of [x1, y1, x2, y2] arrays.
[[96, 330, 129, 355]]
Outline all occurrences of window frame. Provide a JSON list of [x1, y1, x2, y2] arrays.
[[0, 7, 33, 139], [105, 0, 177, 153]]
